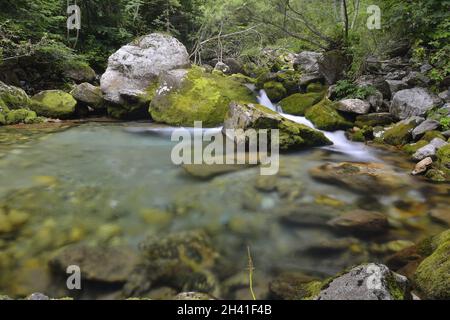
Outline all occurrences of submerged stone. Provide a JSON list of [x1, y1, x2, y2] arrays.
[[309, 162, 410, 194], [328, 209, 389, 235], [269, 272, 322, 300]]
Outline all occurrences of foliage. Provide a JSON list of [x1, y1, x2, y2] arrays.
[[440, 117, 450, 131], [333, 80, 376, 100]]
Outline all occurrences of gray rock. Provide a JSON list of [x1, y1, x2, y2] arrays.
[[386, 80, 409, 95], [299, 73, 324, 86], [100, 33, 190, 105], [390, 88, 442, 119], [385, 70, 408, 80], [336, 99, 371, 114], [174, 292, 216, 300], [70, 83, 104, 109], [214, 61, 230, 74], [355, 75, 391, 100], [26, 293, 50, 300], [438, 90, 450, 102], [63, 65, 96, 83], [318, 51, 349, 85], [412, 138, 448, 161], [402, 71, 430, 86], [420, 63, 433, 73], [293, 51, 322, 73], [442, 130, 450, 139], [367, 91, 385, 112], [316, 263, 411, 300], [411, 119, 440, 140]]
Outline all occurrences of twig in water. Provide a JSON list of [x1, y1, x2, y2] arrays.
[[247, 246, 256, 300]]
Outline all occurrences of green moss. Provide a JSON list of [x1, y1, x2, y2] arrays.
[[425, 169, 446, 182], [402, 140, 429, 155], [423, 130, 446, 142], [348, 126, 373, 142], [275, 70, 302, 93], [382, 122, 416, 146], [305, 98, 353, 131], [150, 68, 256, 127], [414, 231, 450, 299], [0, 113, 5, 125], [5, 109, 38, 125], [436, 144, 450, 179], [264, 81, 287, 102], [355, 114, 395, 127], [306, 82, 324, 93], [279, 92, 324, 116], [31, 90, 77, 119], [0, 82, 31, 110], [230, 73, 257, 84], [386, 274, 406, 300]]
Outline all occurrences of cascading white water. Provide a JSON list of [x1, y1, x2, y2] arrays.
[[257, 90, 377, 161]]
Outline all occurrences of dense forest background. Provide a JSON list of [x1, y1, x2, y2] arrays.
[[0, 0, 449, 87]]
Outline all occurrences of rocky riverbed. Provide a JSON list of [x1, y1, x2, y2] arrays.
[[0, 33, 449, 300]]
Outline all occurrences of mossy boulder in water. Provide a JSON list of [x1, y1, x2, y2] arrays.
[[31, 90, 77, 119], [414, 230, 450, 299], [5, 109, 42, 125], [263, 81, 287, 102], [269, 272, 322, 300], [305, 98, 353, 131], [279, 92, 324, 116], [150, 67, 256, 127], [223, 102, 332, 151]]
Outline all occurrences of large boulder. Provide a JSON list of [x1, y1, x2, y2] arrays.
[[390, 88, 442, 120], [222, 102, 331, 151], [294, 51, 324, 86], [305, 99, 353, 131], [316, 263, 411, 300], [149, 67, 256, 127], [31, 90, 77, 119], [411, 119, 441, 140], [100, 33, 190, 117], [318, 50, 350, 85]]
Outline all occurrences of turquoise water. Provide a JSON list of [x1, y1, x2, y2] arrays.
[[0, 122, 447, 299]]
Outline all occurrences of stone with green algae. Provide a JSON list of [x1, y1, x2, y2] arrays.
[[263, 81, 287, 102], [31, 90, 77, 119], [279, 92, 324, 115], [305, 98, 353, 131], [150, 67, 256, 127]]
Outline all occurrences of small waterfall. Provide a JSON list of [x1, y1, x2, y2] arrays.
[[257, 90, 377, 161]]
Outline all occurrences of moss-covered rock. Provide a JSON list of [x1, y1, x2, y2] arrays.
[[5, 109, 40, 125], [31, 90, 77, 119], [279, 92, 324, 116], [423, 130, 446, 142], [269, 272, 323, 300], [355, 113, 395, 128], [0, 81, 31, 110], [223, 102, 332, 151], [382, 117, 423, 146], [436, 144, 450, 180], [305, 98, 353, 131], [402, 140, 429, 155], [263, 81, 287, 102], [150, 67, 256, 127], [306, 82, 324, 93], [348, 126, 373, 142], [275, 70, 302, 94], [414, 230, 450, 299]]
